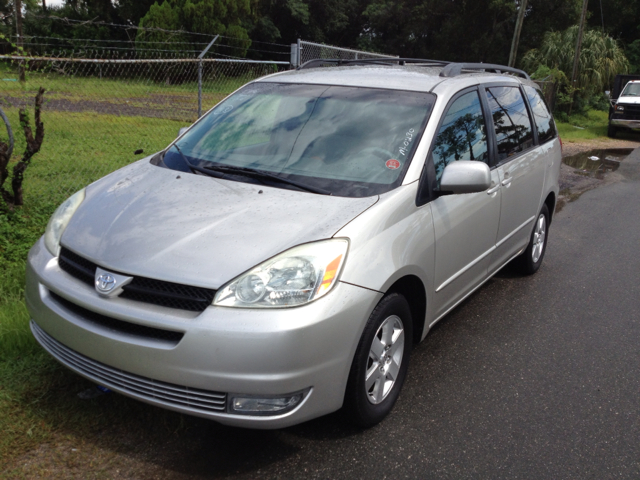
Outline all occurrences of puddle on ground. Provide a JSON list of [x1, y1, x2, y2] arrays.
[[562, 148, 633, 179]]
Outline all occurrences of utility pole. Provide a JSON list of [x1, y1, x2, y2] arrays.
[[569, 0, 589, 115], [571, 0, 589, 87], [508, 0, 528, 68], [15, 0, 25, 82]]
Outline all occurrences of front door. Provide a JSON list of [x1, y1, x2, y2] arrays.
[[428, 89, 502, 321]]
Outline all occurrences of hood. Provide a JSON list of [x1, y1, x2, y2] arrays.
[[61, 160, 378, 289]]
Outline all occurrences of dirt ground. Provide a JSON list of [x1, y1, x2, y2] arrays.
[[560, 136, 640, 157], [557, 136, 640, 212]]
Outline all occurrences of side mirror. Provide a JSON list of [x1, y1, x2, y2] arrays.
[[605, 90, 611, 98], [440, 161, 491, 194], [178, 127, 189, 138]]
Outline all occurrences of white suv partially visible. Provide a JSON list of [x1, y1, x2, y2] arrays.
[[26, 59, 561, 429]]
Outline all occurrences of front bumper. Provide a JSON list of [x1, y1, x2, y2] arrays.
[[26, 238, 382, 428], [610, 118, 640, 131]]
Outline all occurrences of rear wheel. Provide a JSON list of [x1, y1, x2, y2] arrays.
[[514, 204, 549, 275], [344, 293, 412, 428]]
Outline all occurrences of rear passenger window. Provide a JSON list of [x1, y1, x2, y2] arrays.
[[432, 91, 488, 185], [486, 86, 534, 161], [524, 86, 556, 144]]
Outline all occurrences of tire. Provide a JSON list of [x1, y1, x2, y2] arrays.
[[514, 204, 549, 275], [344, 293, 413, 428], [608, 124, 617, 138]]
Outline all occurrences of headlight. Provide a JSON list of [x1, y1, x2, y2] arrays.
[[44, 188, 86, 256], [214, 239, 349, 308], [616, 104, 624, 111]]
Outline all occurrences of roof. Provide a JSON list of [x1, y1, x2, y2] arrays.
[[258, 64, 525, 93]]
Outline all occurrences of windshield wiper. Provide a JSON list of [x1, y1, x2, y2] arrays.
[[168, 147, 331, 194], [168, 144, 225, 178], [202, 164, 332, 195]]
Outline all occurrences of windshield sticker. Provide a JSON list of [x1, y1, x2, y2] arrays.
[[386, 159, 401, 170], [398, 128, 415, 157]]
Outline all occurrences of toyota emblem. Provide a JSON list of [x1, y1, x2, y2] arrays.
[[96, 274, 117, 293]]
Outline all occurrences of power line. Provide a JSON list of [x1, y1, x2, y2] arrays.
[[27, 14, 291, 48], [19, 35, 215, 46], [14, 35, 290, 56]]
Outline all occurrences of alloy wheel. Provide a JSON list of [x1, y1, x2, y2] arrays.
[[532, 213, 546, 263], [365, 315, 405, 404]]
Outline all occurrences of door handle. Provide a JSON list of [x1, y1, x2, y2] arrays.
[[487, 184, 500, 195], [501, 177, 512, 187]]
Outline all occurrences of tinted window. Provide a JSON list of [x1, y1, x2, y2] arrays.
[[432, 91, 488, 186], [486, 86, 534, 161], [524, 86, 556, 144], [163, 83, 435, 197]]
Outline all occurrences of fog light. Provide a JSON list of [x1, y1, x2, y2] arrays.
[[229, 391, 306, 416]]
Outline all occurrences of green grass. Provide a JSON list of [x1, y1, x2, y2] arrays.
[[0, 122, 190, 471], [0, 64, 274, 472], [0, 108, 190, 358], [556, 110, 609, 141], [1, 60, 272, 114], [0, 108, 191, 471], [2, 108, 188, 203]]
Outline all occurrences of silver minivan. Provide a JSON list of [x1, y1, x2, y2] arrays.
[[26, 59, 561, 429]]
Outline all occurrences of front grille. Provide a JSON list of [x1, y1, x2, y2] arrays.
[[31, 321, 228, 413], [58, 247, 216, 312], [59, 248, 96, 286], [121, 278, 216, 312], [49, 292, 184, 344], [614, 104, 640, 120]]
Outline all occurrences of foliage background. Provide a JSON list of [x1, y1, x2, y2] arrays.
[[0, 0, 638, 66]]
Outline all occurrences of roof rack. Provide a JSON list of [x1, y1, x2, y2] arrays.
[[297, 57, 531, 80], [440, 63, 530, 80]]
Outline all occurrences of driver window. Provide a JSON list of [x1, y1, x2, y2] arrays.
[[432, 91, 488, 187]]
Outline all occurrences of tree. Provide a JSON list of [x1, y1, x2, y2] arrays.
[[117, 0, 159, 27], [0, 88, 46, 208], [358, 0, 583, 63], [522, 26, 629, 96], [516, 0, 583, 64], [137, 0, 253, 56], [586, 0, 640, 49], [626, 39, 640, 74]]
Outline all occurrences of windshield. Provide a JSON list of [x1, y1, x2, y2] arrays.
[[621, 83, 640, 97], [162, 83, 435, 197]]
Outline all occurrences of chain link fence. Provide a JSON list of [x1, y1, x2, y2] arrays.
[[0, 48, 288, 204], [1, 35, 394, 205], [294, 40, 397, 67]]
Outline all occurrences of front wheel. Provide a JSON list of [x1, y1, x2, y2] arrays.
[[344, 293, 413, 428], [514, 204, 549, 275], [608, 124, 617, 138]]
